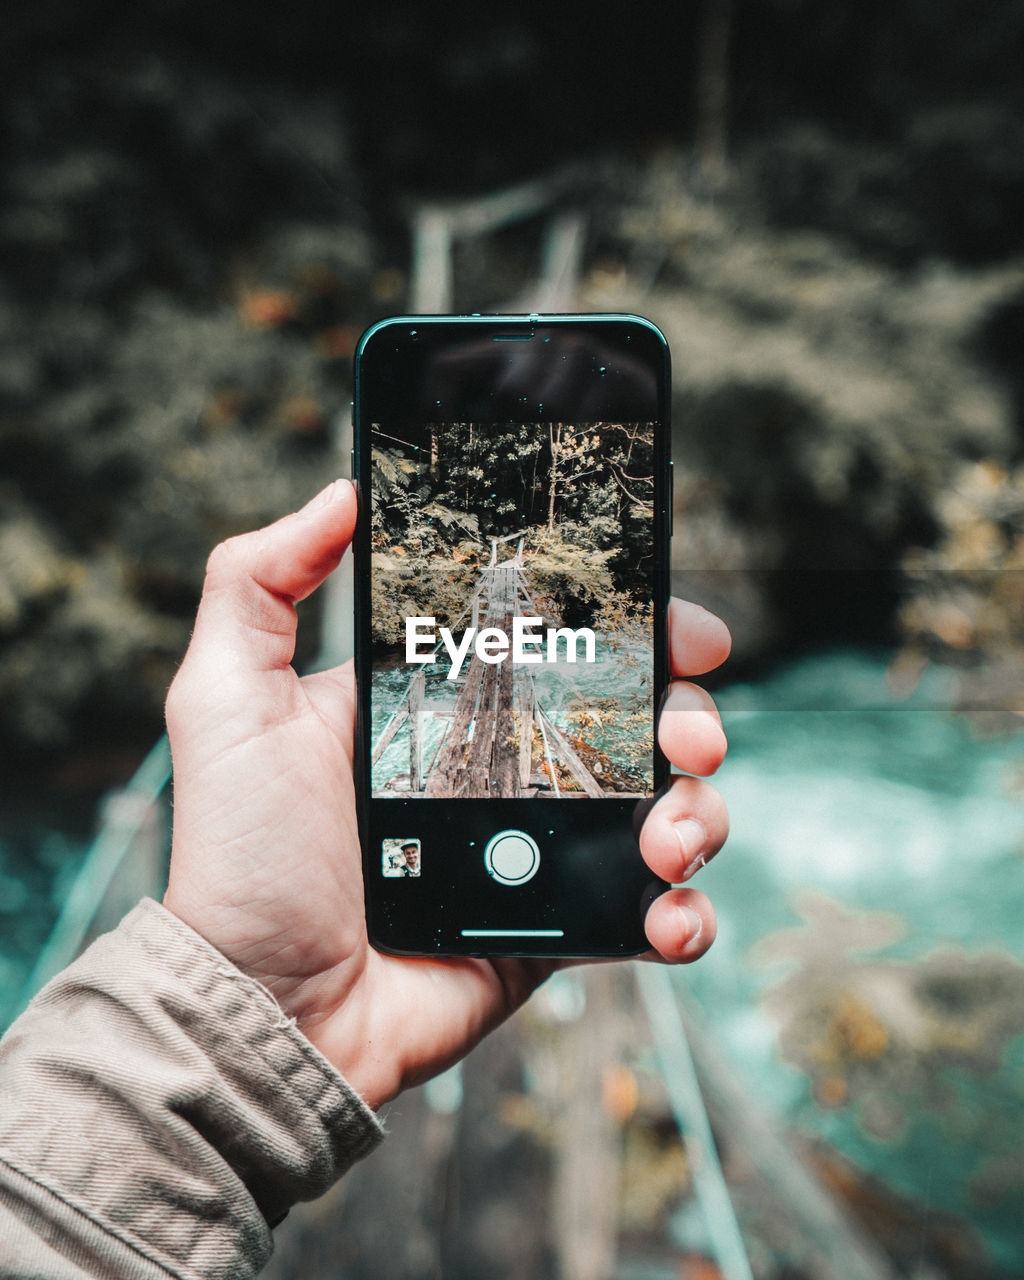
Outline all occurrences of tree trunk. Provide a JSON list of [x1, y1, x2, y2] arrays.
[[696, 0, 733, 185], [548, 423, 561, 532]]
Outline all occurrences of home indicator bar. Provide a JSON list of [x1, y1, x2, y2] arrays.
[[461, 929, 565, 938]]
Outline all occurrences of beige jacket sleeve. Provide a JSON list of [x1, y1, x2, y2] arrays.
[[0, 899, 384, 1280]]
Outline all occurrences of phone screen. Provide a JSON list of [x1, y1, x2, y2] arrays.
[[354, 316, 670, 956]]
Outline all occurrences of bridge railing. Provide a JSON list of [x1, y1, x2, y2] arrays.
[[7, 736, 172, 1026]]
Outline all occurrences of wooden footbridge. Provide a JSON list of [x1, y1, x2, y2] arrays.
[[372, 535, 616, 799]]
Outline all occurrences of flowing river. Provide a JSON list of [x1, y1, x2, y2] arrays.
[[679, 648, 1024, 1272]]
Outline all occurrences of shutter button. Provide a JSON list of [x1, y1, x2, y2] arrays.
[[484, 830, 540, 885]]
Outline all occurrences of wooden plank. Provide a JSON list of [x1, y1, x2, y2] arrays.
[[536, 705, 606, 798], [370, 700, 409, 766], [425, 654, 485, 795], [460, 658, 499, 797], [492, 647, 519, 797], [488, 564, 519, 797], [423, 561, 525, 797], [454, 564, 516, 797], [518, 677, 535, 789]]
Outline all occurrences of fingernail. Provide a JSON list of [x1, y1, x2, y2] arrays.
[[300, 479, 345, 513], [679, 852, 708, 883], [677, 905, 704, 945], [674, 818, 706, 866]]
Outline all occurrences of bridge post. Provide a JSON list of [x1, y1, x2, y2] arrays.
[[409, 669, 425, 792]]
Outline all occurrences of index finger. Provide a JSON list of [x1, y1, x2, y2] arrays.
[[669, 598, 732, 678]]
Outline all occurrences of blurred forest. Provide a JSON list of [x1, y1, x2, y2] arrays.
[[2, 0, 1023, 786], [3, 2, 1024, 1277]]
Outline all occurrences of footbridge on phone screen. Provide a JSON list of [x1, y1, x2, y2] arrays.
[[371, 535, 638, 800]]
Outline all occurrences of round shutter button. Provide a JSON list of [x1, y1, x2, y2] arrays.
[[484, 830, 540, 885]]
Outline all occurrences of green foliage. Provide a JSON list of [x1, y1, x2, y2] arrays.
[[371, 444, 480, 552], [592, 593, 655, 683], [371, 557, 481, 647], [525, 532, 616, 623], [369, 421, 656, 647]]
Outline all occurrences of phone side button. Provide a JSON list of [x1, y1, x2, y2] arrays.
[[484, 830, 540, 886]]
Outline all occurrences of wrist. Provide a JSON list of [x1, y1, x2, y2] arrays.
[[293, 993, 404, 1113], [164, 890, 400, 1111]]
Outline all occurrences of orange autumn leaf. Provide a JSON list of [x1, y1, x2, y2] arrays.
[[317, 325, 358, 359], [241, 289, 298, 329]]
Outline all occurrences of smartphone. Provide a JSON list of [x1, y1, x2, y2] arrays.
[[353, 314, 670, 957]]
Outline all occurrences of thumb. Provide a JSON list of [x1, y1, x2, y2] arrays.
[[187, 479, 357, 678]]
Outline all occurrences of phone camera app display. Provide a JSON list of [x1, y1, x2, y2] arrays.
[[369, 421, 655, 802]]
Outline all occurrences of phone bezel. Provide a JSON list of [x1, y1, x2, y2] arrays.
[[353, 314, 671, 958]]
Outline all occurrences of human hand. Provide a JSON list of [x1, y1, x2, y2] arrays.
[[163, 480, 730, 1110]]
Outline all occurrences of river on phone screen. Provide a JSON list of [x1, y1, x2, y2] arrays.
[[370, 643, 654, 795]]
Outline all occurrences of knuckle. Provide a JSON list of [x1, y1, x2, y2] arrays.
[[165, 652, 201, 714], [204, 534, 248, 582], [164, 668, 191, 736]]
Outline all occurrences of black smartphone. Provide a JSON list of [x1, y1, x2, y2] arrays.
[[353, 314, 670, 957]]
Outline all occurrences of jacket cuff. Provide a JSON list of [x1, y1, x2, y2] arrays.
[[0, 898, 384, 1279]]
